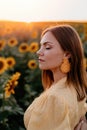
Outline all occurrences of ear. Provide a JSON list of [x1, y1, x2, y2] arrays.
[[64, 51, 71, 59]]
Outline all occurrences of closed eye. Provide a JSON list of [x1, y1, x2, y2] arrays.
[[46, 47, 51, 50], [45, 44, 52, 50], [40, 42, 52, 50]]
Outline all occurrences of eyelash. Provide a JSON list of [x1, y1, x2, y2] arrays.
[[46, 47, 51, 50], [39, 45, 51, 50]]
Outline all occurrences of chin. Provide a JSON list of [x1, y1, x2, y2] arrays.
[[39, 67, 46, 70], [39, 64, 52, 70], [40, 67, 50, 71]]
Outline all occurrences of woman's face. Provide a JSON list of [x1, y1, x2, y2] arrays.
[[37, 31, 65, 70]]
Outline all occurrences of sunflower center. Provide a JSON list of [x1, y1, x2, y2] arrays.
[[22, 46, 27, 50], [31, 46, 35, 50], [0, 43, 2, 47], [8, 61, 12, 65], [31, 63, 35, 66], [0, 61, 4, 69], [10, 40, 14, 44]]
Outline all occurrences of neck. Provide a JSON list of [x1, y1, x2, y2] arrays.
[[51, 68, 67, 84]]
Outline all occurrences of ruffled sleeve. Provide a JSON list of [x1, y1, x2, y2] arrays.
[[24, 93, 71, 130]]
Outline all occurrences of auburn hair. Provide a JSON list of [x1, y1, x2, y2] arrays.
[[41, 24, 87, 101]]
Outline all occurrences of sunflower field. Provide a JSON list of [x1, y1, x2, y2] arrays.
[[0, 21, 87, 130]]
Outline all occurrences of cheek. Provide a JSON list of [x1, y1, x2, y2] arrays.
[[47, 54, 63, 65], [38, 50, 64, 70], [47, 58, 62, 68], [40, 56, 62, 70]]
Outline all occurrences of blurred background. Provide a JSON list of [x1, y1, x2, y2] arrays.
[[0, 0, 87, 130]]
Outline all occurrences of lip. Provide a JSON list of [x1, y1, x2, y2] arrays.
[[38, 58, 45, 62]]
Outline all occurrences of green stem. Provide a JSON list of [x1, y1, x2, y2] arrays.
[[2, 90, 6, 126]]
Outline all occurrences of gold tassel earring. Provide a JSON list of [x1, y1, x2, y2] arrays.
[[60, 57, 70, 73]]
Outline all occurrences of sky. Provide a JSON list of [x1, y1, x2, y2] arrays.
[[0, 0, 87, 22]]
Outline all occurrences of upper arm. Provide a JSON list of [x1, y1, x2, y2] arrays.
[[26, 94, 70, 130]]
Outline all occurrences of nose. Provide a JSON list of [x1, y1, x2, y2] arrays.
[[36, 48, 44, 56]]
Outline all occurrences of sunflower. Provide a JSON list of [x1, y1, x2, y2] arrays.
[[4, 72, 21, 98], [28, 60, 37, 69], [3, 24, 12, 34], [83, 58, 87, 69], [31, 30, 38, 38], [0, 57, 8, 74], [7, 37, 18, 47], [6, 57, 16, 68], [29, 42, 39, 53], [84, 29, 87, 39], [19, 42, 29, 53], [0, 39, 6, 51]]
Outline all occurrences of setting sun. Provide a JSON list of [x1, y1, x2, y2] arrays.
[[0, 0, 87, 22]]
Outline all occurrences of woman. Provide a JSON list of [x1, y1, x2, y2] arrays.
[[24, 24, 87, 130]]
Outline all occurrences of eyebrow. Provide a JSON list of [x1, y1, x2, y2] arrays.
[[40, 41, 53, 45]]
